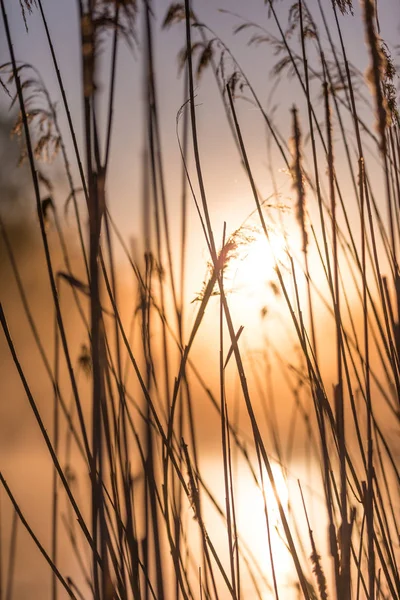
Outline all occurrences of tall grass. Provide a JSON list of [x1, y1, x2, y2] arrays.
[[0, 0, 399, 599]]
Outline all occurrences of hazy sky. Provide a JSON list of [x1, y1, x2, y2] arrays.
[[1, 0, 399, 248]]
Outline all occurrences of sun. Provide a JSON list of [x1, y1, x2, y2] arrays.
[[223, 225, 289, 298]]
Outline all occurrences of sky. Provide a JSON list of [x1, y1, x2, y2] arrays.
[[1, 1, 398, 239], [1, 1, 399, 290]]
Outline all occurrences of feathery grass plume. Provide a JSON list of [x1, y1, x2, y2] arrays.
[[310, 543, 329, 600], [226, 71, 245, 100], [19, 0, 37, 31], [196, 40, 215, 80], [286, 2, 317, 40], [163, 3, 194, 28], [192, 225, 256, 301], [2, 63, 62, 164], [93, 0, 138, 52], [219, 225, 257, 273], [361, 0, 391, 153], [178, 40, 216, 80], [334, 0, 353, 15], [290, 106, 308, 253], [380, 42, 399, 125], [299, 482, 329, 600]]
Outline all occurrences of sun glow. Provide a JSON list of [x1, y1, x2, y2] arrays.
[[203, 458, 295, 598], [223, 226, 289, 298], [234, 462, 294, 597]]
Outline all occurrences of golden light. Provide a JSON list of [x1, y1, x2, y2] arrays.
[[201, 457, 296, 598], [223, 225, 289, 298], [234, 461, 294, 596]]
